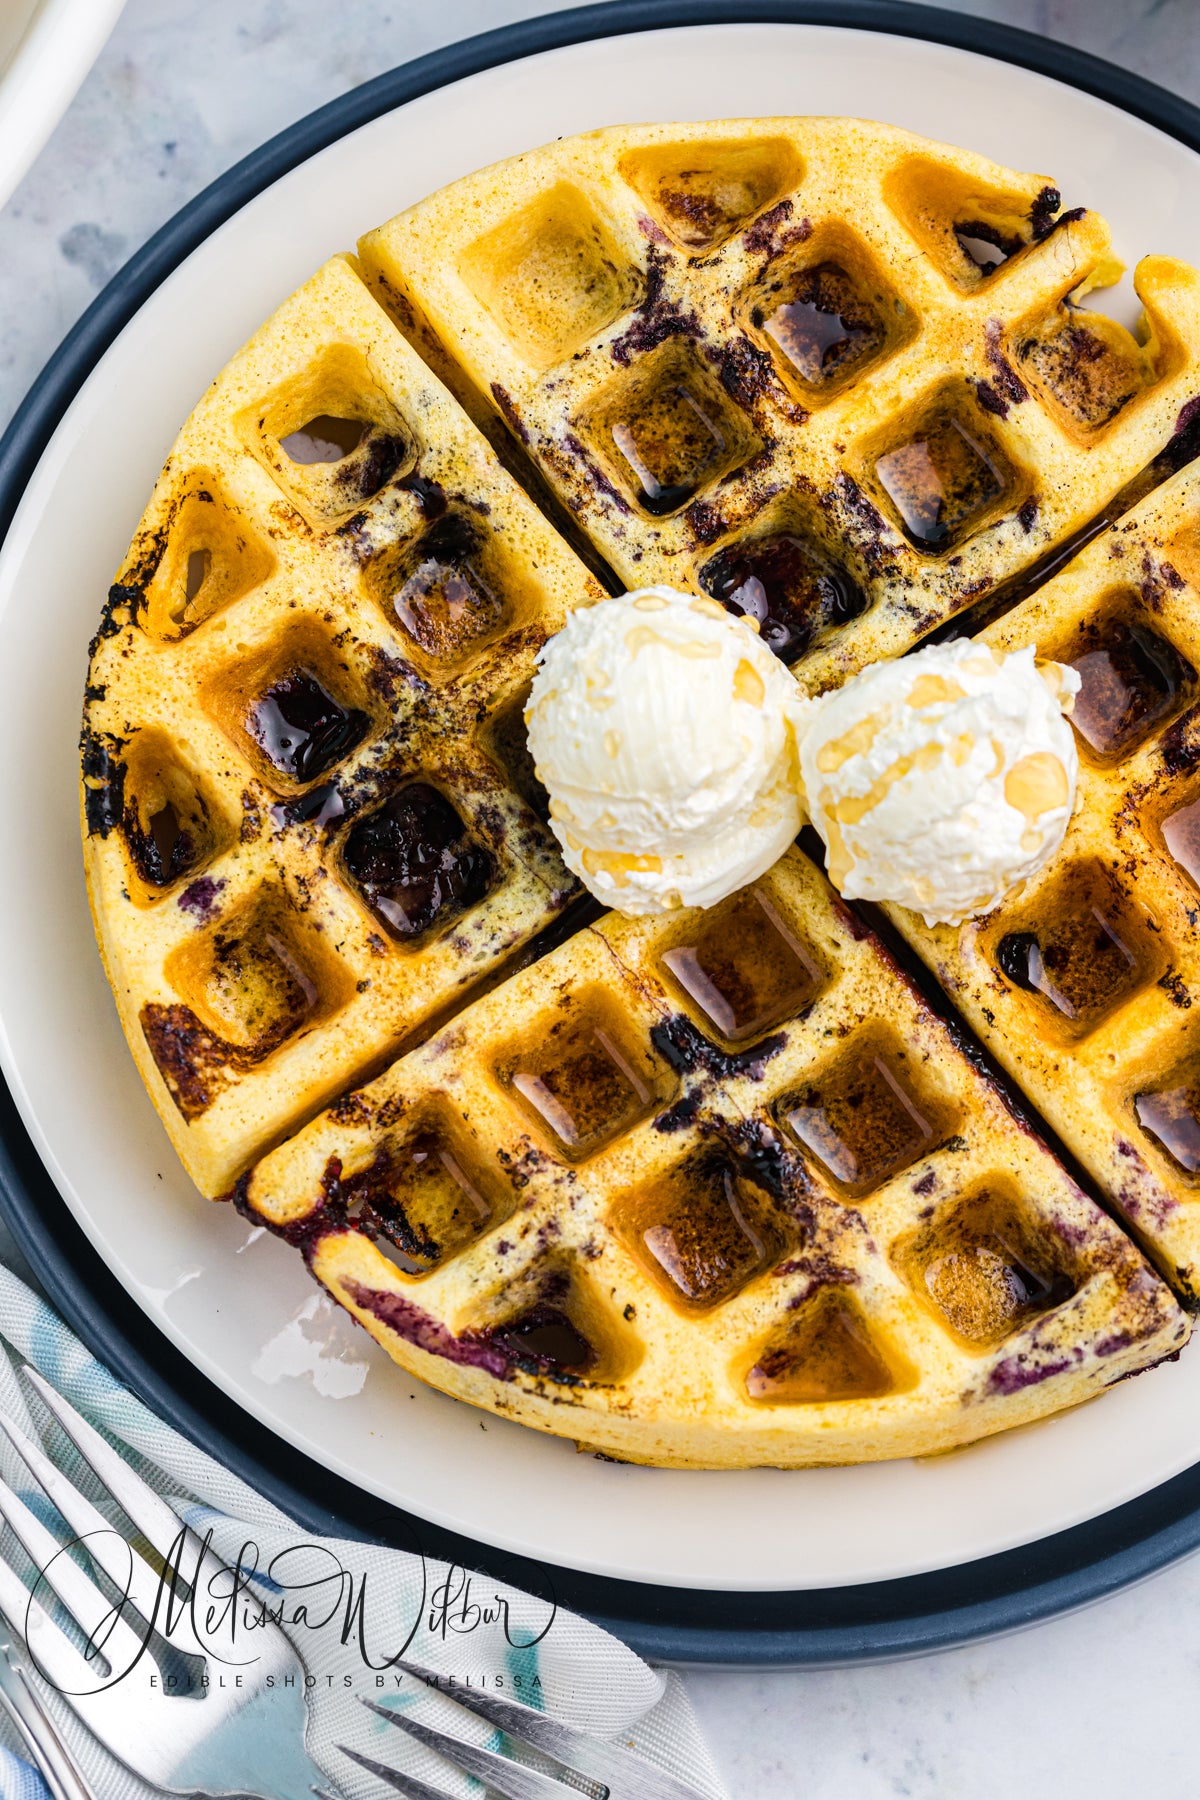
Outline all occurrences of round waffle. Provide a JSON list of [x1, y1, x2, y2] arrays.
[[82, 121, 1199, 1468]]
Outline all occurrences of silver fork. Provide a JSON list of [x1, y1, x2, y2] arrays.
[[336, 1655, 708, 1800], [0, 1623, 96, 1800], [0, 1367, 328, 1800]]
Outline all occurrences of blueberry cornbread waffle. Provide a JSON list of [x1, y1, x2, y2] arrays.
[[238, 847, 1186, 1468], [888, 463, 1200, 1302], [82, 123, 1200, 1467], [81, 253, 604, 1196], [359, 118, 1200, 694]]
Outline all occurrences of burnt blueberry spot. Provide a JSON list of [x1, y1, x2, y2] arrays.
[[270, 782, 347, 831], [1029, 186, 1062, 240], [1164, 395, 1200, 473], [342, 783, 492, 940], [341, 432, 407, 502], [246, 672, 369, 785], [178, 876, 225, 922], [993, 868, 1155, 1038], [485, 1305, 596, 1376], [80, 727, 126, 838], [395, 469, 449, 519], [699, 531, 866, 662], [650, 1014, 786, 1081], [125, 799, 195, 888], [996, 932, 1041, 990]]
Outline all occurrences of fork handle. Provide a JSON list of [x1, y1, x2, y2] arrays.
[[0, 1645, 98, 1800]]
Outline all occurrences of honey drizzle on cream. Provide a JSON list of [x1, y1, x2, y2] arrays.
[[583, 653, 613, 711], [1004, 752, 1068, 854], [733, 659, 766, 707], [815, 711, 884, 774], [818, 794, 855, 888], [580, 847, 663, 886], [832, 741, 944, 826], [624, 625, 721, 661], [1037, 658, 1076, 714], [907, 674, 966, 708]]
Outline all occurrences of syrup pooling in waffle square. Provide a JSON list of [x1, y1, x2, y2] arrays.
[[359, 119, 1200, 694], [241, 848, 1185, 1469], [887, 463, 1200, 1299], [81, 255, 606, 1196]]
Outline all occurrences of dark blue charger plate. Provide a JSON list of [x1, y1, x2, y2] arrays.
[[3, 0, 1200, 1666]]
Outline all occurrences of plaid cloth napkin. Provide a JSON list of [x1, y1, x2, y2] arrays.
[[0, 1225, 727, 1800]]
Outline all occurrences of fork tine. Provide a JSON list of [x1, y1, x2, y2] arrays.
[[338, 1743, 454, 1800], [21, 1370, 209, 1571], [358, 1698, 578, 1800], [0, 1411, 171, 1633], [391, 1657, 705, 1800], [0, 1549, 96, 1696], [19, 1371, 225, 1661], [0, 1470, 146, 1678], [19, 1370, 300, 1672]]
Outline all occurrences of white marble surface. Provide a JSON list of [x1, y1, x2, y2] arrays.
[[4, 2, 1200, 1795]]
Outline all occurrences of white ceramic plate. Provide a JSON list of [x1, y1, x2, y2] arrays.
[[2, 19, 1199, 1594], [0, 0, 126, 215]]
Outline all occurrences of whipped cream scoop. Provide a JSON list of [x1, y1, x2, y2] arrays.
[[525, 585, 808, 914], [799, 638, 1080, 926]]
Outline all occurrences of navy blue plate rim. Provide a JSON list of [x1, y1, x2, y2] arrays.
[[2, 0, 1200, 1666]]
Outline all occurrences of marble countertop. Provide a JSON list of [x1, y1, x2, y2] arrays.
[[3, 2, 1200, 1795]]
